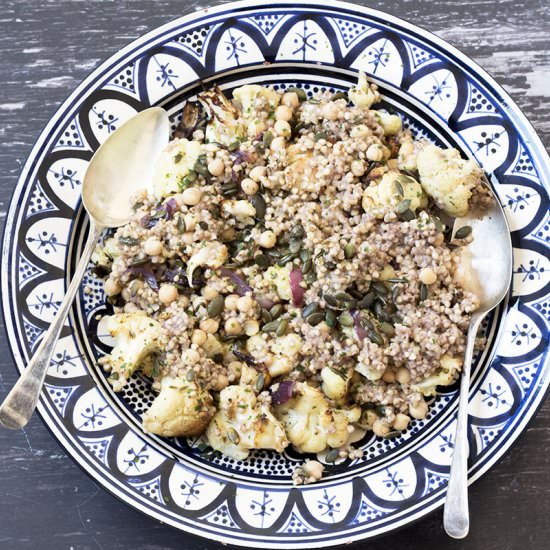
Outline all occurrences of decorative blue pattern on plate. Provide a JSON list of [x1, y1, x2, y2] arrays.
[[1, 1, 549, 547]]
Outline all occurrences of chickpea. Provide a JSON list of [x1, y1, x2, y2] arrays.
[[143, 237, 162, 256], [395, 367, 411, 384], [393, 413, 410, 431], [282, 91, 299, 108], [275, 104, 293, 121], [236, 295, 253, 313], [274, 119, 291, 138], [224, 294, 239, 310], [270, 136, 286, 151], [409, 399, 429, 420], [104, 278, 121, 297], [382, 368, 396, 383], [244, 319, 260, 336], [419, 267, 437, 285], [224, 318, 242, 335], [241, 177, 259, 195], [249, 165, 266, 182], [158, 284, 178, 305], [221, 228, 236, 242], [202, 286, 219, 301], [303, 460, 324, 479], [211, 373, 229, 391], [185, 349, 201, 364], [257, 230, 276, 248], [321, 101, 339, 121], [179, 295, 190, 308], [366, 144, 384, 162], [200, 318, 219, 334], [207, 158, 225, 177], [181, 187, 202, 206], [351, 160, 366, 177], [372, 418, 391, 437], [191, 329, 207, 346]]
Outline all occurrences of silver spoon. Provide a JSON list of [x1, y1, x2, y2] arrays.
[[443, 182, 512, 538], [0, 107, 170, 429]]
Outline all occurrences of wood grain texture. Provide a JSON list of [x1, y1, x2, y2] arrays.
[[0, 1, 548, 549]]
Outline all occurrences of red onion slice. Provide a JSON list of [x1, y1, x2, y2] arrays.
[[219, 268, 253, 296], [126, 266, 159, 291], [352, 310, 368, 343], [289, 267, 305, 307], [272, 380, 295, 405]]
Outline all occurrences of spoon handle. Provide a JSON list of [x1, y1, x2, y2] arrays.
[[0, 221, 103, 429], [443, 311, 485, 538]]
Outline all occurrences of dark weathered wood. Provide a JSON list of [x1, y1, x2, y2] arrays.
[[0, 1, 548, 549]]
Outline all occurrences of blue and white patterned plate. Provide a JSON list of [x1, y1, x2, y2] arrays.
[[2, 1, 549, 546]]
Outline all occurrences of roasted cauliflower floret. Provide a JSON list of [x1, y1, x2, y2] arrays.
[[376, 111, 402, 136], [100, 313, 162, 391], [274, 382, 361, 454], [152, 138, 202, 199], [199, 86, 245, 146], [362, 171, 427, 217], [186, 242, 228, 285], [92, 236, 120, 269], [349, 71, 380, 109], [411, 355, 462, 396], [232, 84, 280, 120], [221, 199, 256, 225], [263, 265, 292, 301], [142, 376, 214, 437], [417, 144, 484, 217], [246, 333, 303, 378], [321, 366, 351, 402], [205, 368, 289, 460]]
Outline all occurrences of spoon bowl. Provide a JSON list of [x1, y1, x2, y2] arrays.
[[0, 107, 170, 430]]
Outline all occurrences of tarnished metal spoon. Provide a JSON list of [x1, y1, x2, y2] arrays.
[[0, 107, 169, 429], [443, 180, 513, 538]]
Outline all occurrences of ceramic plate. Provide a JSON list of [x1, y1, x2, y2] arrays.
[[2, 1, 549, 546]]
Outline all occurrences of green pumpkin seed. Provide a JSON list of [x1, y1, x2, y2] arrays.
[[392, 314, 403, 325], [314, 131, 328, 142], [269, 304, 284, 319], [278, 253, 297, 266], [207, 295, 224, 317], [228, 141, 240, 152], [338, 312, 354, 327], [250, 194, 266, 220], [286, 86, 307, 101], [379, 322, 395, 336], [307, 312, 325, 326], [383, 430, 401, 440], [176, 214, 187, 233], [325, 449, 340, 463], [368, 330, 384, 345], [129, 257, 149, 267], [194, 161, 210, 177], [396, 199, 411, 214], [307, 98, 321, 104], [375, 405, 387, 417], [419, 282, 428, 301], [276, 319, 289, 337], [454, 225, 472, 239], [358, 293, 375, 309], [387, 278, 408, 284], [302, 258, 313, 274], [371, 281, 389, 295], [254, 253, 269, 268], [262, 319, 280, 333], [399, 209, 416, 221], [331, 91, 348, 101], [391, 285, 400, 304], [325, 309, 337, 328], [344, 243, 356, 259], [186, 370, 195, 382], [302, 302, 319, 318], [348, 288, 363, 300], [199, 221, 209, 230], [289, 239, 302, 254], [227, 428, 240, 445], [325, 261, 337, 271], [263, 131, 274, 148], [361, 316, 374, 330], [324, 294, 339, 307], [290, 225, 305, 238], [255, 373, 265, 393], [261, 309, 273, 323], [335, 291, 353, 302], [299, 249, 310, 263], [118, 236, 140, 246], [393, 180, 404, 198], [431, 216, 444, 232]]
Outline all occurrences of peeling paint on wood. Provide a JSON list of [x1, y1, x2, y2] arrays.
[[0, 1, 548, 549]]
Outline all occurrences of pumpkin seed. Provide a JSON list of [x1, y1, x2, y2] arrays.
[[276, 319, 289, 337], [396, 199, 411, 214], [393, 180, 404, 198], [261, 309, 273, 323], [314, 131, 328, 142], [307, 312, 325, 326], [361, 316, 374, 330], [289, 239, 302, 254], [344, 243, 356, 259], [262, 320, 280, 333], [335, 291, 353, 302], [269, 304, 284, 319], [286, 86, 307, 101], [302, 302, 319, 318], [325, 261, 337, 271], [419, 282, 428, 301], [373, 301, 390, 322], [383, 430, 401, 440], [307, 98, 321, 104], [348, 288, 363, 300], [199, 221, 209, 230], [222, 186, 239, 197], [302, 258, 313, 274], [368, 330, 384, 345], [379, 322, 395, 336], [290, 225, 305, 238], [325, 449, 340, 463], [278, 253, 297, 266], [299, 249, 310, 263], [325, 309, 337, 328], [398, 209, 416, 221], [375, 405, 387, 417], [324, 294, 339, 307], [331, 91, 348, 101], [207, 295, 224, 317], [387, 278, 408, 284], [186, 370, 195, 382], [357, 292, 375, 309], [392, 314, 403, 325], [227, 428, 240, 445], [431, 216, 444, 232], [119, 236, 140, 246], [454, 225, 472, 239], [194, 161, 210, 177], [228, 140, 240, 152], [255, 373, 265, 393], [338, 312, 354, 327], [254, 253, 269, 268], [250, 194, 266, 220], [129, 257, 149, 267], [371, 281, 389, 295], [263, 131, 274, 148], [391, 285, 400, 304], [176, 214, 186, 233]]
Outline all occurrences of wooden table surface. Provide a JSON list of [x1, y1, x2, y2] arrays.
[[0, 1, 548, 549]]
